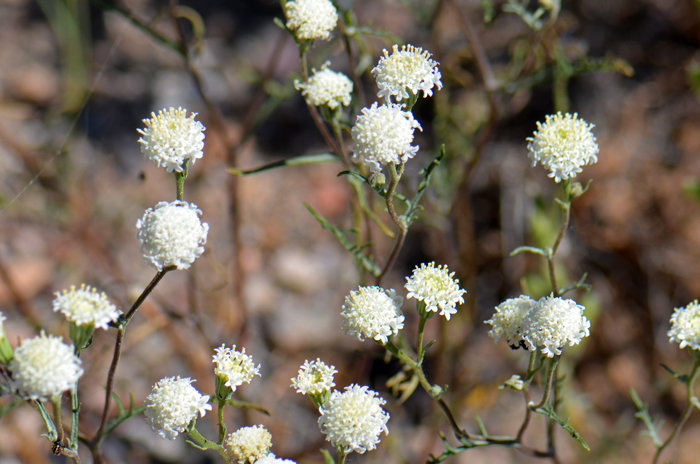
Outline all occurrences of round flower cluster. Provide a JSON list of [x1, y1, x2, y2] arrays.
[[295, 63, 353, 109], [9, 332, 83, 400], [52, 284, 120, 329], [144, 376, 211, 440], [668, 300, 700, 351], [351, 102, 422, 173], [136, 200, 209, 271], [485, 295, 535, 347], [318, 384, 389, 454], [341, 286, 405, 344], [291, 358, 337, 396], [372, 44, 442, 101], [213, 344, 261, 392], [285, 0, 337, 41], [224, 425, 272, 464], [405, 262, 466, 320], [137, 107, 205, 173], [485, 295, 591, 358], [526, 112, 599, 183]]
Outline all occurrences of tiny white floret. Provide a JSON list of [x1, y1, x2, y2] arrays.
[[522, 295, 590, 357], [485, 295, 536, 347], [351, 102, 422, 173], [285, 0, 337, 41], [405, 262, 466, 320], [136, 200, 209, 271], [291, 358, 337, 396], [295, 63, 353, 109], [341, 287, 404, 344], [254, 455, 297, 464], [10, 332, 83, 400], [138, 107, 205, 173], [225, 425, 272, 464], [213, 344, 261, 392], [668, 300, 700, 351], [526, 112, 599, 183], [53, 284, 120, 329], [318, 384, 389, 454], [372, 44, 442, 101], [144, 376, 211, 440]]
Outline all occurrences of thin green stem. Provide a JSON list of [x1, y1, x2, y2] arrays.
[[187, 425, 234, 464], [416, 315, 428, 363], [218, 400, 227, 444], [70, 390, 80, 449], [377, 162, 406, 285], [51, 396, 65, 445], [175, 162, 188, 201], [531, 356, 560, 409], [548, 182, 572, 297], [337, 447, 348, 464], [653, 358, 700, 464]]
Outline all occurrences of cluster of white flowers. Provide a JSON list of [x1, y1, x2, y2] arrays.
[[485, 295, 591, 357], [9, 332, 83, 400], [136, 200, 209, 271], [668, 300, 700, 351], [526, 112, 599, 183], [485, 295, 535, 347], [52, 284, 120, 329], [144, 376, 211, 440], [285, 0, 337, 41], [137, 107, 205, 173], [405, 262, 466, 320], [213, 344, 261, 392], [351, 102, 422, 173], [372, 44, 442, 101], [291, 358, 337, 396], [341, 286, 405, 344], [318, 384, 389, 454], [295, 63, 353, 109], [224, 425, 272, 464]]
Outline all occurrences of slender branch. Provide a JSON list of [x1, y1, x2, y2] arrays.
[[218, 400, 227, 444], [125, 267, 174, 322], [653, 358, 700, 464], [299, 49, 341, 155], [377, 162, 406, 285], [530, 356, 560, 409], [51, 396, 65, 445]]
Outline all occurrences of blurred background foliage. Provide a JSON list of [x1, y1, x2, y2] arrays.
[[0, 0, 700, 463]]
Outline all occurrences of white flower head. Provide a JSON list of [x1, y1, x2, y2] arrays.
[[254, 455, 297, 464], [351, 102, 422, 173], [9, 332, 83, 400], [213, 344, 261, 391], [526, 112, 599, 183], [372, 44, 442, 101], [137, 107, 205, 173], [52, 284, 120, 329], [522, 295, 591, 357], [668, 300, 700, 351], [405, 262, 466, 320], [341, 286, 404, 344], [295, 63, 353, 109], [225, 425, 272, 464], [285, 0, 337, 41], [144, 376, 211, 440], [136, 200, 209, 271], [291, 358, 337, 396], [485, 295, 537, 347], [318, 384, 389, 454]]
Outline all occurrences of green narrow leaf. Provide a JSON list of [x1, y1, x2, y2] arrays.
[[305, 203, 382, 277], [534, 405, 589, 450], [225, 397, 270, 416], [228, 153, 340, 176], [320, 449, 336, 464], [510, 245, 547, 257], [630, 388, 663, 447], [404, 146, 445, 225], [660, 363, 689, 384]]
